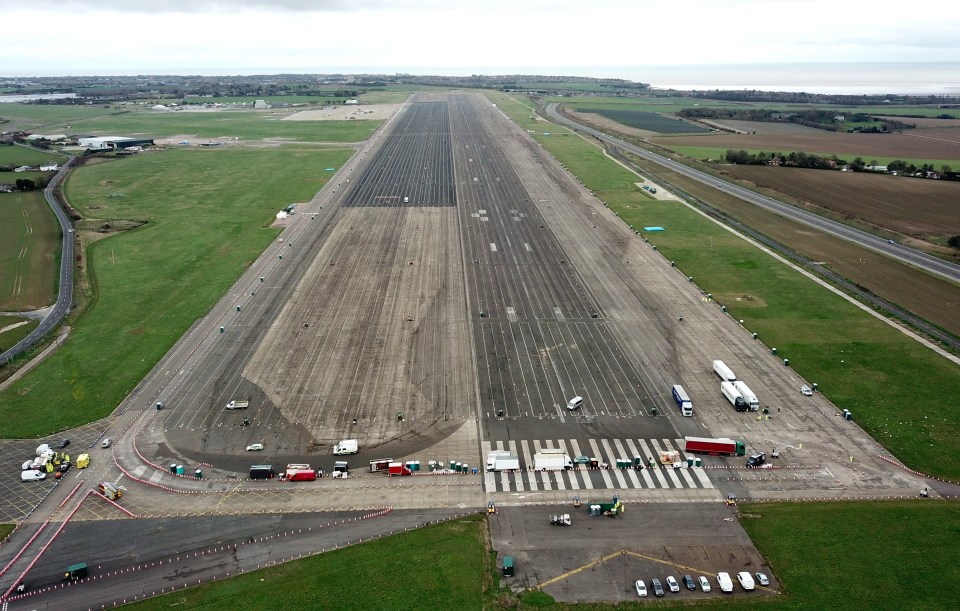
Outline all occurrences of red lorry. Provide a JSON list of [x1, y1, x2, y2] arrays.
[[683, 436, 745, 456], [284, 464, 317, 481], [388, 462, 412, 476]]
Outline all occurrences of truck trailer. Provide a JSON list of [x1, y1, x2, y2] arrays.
[[713, 360, 737, 382], [284, 464, 316, 481], [249, 464, 275, 480], [533, 449, 572, 471], [733, 380, 760, 411], [671, 384, 693, 416], [487, 453, 520, 472], [721, 381, 749, 411], [684, 436, 745, 456]]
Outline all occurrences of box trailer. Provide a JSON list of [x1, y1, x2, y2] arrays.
[[721, 381, 749, 412], [369, 458, 394, 473], [487, 453, 520, 472], [684, 436, 745, 456], [671, 384, 693, 416], [713, 360, 737, 382], [533, 449, 572, 471], [733, 380, 760, 411], [249, 464, 275, 480], [284, 463, 316, 481]]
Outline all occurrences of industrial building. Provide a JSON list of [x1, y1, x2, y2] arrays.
[[78, 136, 155, 150]]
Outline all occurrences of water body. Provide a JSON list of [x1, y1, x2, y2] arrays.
[[628, 62, 960, 96], [0, 93, 77, 103]]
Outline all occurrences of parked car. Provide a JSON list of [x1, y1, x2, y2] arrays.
[[635, 579, 647, 597], [59, 461, 72, 473], [683, 574, 696, 590], [101, 438, 112, 448], [666, 576, 680, 592], [57, 439, 70, 449], [698, 575, 712, 592], [746, 452, 766, 468], [651, 578, 664, 597], [574, 455, 591, 464], [755, 572, 769, 586], [801, 385, 813, 396], [245, 443, 265, 452], [737, 571, 756, 591], [21, 470, 46, 482], [717, 572, 734, 593]]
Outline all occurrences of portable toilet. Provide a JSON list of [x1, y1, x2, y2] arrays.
[[502, 556, 514, 577]]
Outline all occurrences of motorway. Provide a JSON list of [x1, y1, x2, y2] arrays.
[[0, 156, 75, 365], [545, 103, 960, 285]]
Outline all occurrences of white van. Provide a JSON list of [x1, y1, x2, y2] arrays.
[[566, 396, 584, 410], [717, 572, 734, 593], [333, 439, 359, 455]]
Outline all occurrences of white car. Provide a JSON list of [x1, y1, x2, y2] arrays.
[[737, 571, 756, 591], [801, 385, 813, 396], [634, 579, 647, 597], [245, 443, 264, 451], [698, 575, 711, 592], [666, 575, 680, 592], [717, 572, 734, 592], [21, 470, 46, 482]]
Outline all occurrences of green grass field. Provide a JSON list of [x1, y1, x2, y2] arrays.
[[578, 108, 711, 133], [0, 317, 39, 351], [123, 515, 486, 611], [0, 146, 351, 437], [0, 191, 60, 311], [664, 145, 960, 169], [490, 91, 960, 481], [0, 145, 67, 167], [0, 104, 123, 131], [40, 109, 380, 143]]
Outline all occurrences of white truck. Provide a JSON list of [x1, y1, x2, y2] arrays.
[[533, 448, 573, 471], [486, 451, 520, 472], [333, 439, 359, 455], [721, 381, 749, 412], [733, 380, 760, 411], [713, 360, 736, 382], [225, 400, 249, 410]]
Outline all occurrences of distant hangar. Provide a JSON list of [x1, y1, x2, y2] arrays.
[[78, 136, 155, 150]]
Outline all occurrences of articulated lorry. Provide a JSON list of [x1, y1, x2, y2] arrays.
[[733, 380, 760, 411], [486, 451, 521, 472], [533, 448, 573, 471], [713, 360, 736, 382], [721, 381, 749, 412], [671, 384, 693, 416], [683, 436, 745, 456]]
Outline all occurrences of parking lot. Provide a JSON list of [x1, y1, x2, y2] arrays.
[[490, 503, 778, 603]]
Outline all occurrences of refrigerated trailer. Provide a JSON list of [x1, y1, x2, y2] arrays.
[[721, 381, 749, 412], [713, 360, 736, 382], [733, 380, 760, 411]]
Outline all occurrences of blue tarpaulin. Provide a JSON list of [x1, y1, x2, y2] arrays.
[[644, 226, 665, 231]]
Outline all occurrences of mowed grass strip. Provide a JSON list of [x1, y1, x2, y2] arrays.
[[122, 515, 486, 611], [0, 146, 351, 438], [45, 109, 380, 143], [0, 191, 60, 310], [0, 317, 39, 352], [490, 92, 960, 480]]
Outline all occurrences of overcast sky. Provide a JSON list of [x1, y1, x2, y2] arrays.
[[4, 0, 959, 79]]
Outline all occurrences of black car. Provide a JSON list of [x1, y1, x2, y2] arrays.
[[57, 439, 70, 449], [746, 452, 765, 468], [651, 578, 665, 597], [683, 574, 697, 590]]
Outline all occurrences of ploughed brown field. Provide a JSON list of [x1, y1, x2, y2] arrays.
[[651, 127, 960, 161], [718, 165, 960, 238]]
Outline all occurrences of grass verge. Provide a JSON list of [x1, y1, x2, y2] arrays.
[[0, 190, 60, 310], [0, 146, 351, 438], [489, 91, 960, 481], [0, 317, 39, 352], [123, 515, 486, 611]]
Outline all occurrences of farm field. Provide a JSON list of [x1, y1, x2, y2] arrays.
[[0, 190, 60, 311], [0, 317, 38, 352], [0, 145, 352, 438], [577, 107, 710, 133], [650, 128, 960, 164], [42, 109, 381, 143], [707, 119, 826, 134], [492, 91, 960, 480], [0, 145, 67, 167], [719, 165, 960, 239], [0, 104, 122, 132], [666, 145, 952, 169]]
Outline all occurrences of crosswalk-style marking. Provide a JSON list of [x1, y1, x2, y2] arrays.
[[479, 438, 719, 493]]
